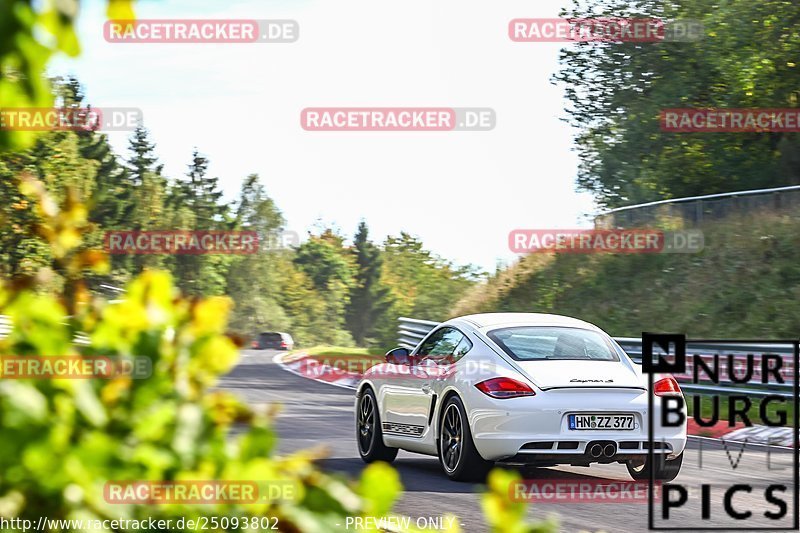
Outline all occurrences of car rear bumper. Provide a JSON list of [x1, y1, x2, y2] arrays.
[[466, 387, 687, 462], [477, 435, 686, 464]]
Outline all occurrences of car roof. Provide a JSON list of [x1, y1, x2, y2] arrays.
[[447, 313, 602, 332]]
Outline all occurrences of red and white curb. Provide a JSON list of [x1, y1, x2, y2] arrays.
[[273, 351, 360, 390], [719, 425, 795, 447], [687, 420, 795, 446], [275, 353, 796, 446], [686, 419, 745, 439]]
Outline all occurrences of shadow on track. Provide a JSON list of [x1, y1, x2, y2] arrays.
[[319, 456, 628, 495]]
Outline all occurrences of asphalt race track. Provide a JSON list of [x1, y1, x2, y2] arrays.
[[220, 350, 798, 532]]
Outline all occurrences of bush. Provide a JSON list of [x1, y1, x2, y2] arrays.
[[0, 176, 557, 532]]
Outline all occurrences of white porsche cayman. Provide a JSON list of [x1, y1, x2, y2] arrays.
[[355, 313, 687, 482]]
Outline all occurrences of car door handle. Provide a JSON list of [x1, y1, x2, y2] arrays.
[[421, 384, 432, 393]]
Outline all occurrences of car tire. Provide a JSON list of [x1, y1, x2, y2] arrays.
[[438, 395, 493, 482], [626, 452, 683, 482], [356, 388, 398, 463]]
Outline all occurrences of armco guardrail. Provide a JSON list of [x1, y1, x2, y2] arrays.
[[594, 184, 800, 229], [398, 317, 441, 350], [398, 317, 795, 398]]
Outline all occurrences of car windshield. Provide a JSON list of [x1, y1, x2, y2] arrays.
[[487, 327, 620, 361]]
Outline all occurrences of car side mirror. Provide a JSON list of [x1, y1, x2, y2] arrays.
[[385, 347, 411, 365]]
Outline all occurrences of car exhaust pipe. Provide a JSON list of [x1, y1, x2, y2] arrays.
[[603, 444, 616, 458], [589, 444, 603, 458]]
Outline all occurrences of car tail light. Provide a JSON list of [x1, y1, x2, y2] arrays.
[[280, 341, 287, 348], [251, 341, 258, 348], [653, 376, 682, 396], [475, 377, 536, 399]]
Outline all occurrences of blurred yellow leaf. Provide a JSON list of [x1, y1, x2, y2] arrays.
[[107, 0, 135, 20], [359, 462, 402, 518], [193, 296, 232, 334]]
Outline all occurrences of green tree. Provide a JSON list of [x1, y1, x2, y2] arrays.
[[171, 149, 226, 229], [53, 77, 132, 298], [554, 0, 800, 208], [55, 77, 131, 231], [345, 221, 391, 346], [123, 126, 168, 273], [167, 149, 229, 296], [293, 230, 356, 345], [274, 257, 330, 346], [0, 122, 98, 287], [226, 174, 289, 335], [0, 161, 49, 279], [373, 233, 482, 349]]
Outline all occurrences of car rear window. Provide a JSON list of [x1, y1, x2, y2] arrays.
[[487, 327, 620, 361], [260, 333, 282, 341]]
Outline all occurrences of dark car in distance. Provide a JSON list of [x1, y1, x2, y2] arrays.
[[252, 332, 294, 350]]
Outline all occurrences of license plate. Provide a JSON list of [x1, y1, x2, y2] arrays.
[[568, 414, 634, 430]]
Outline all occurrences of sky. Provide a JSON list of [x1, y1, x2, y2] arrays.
[[50, 0, 598, 272]]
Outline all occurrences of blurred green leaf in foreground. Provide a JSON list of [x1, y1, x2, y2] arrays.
[[0, 175, 558, 532]]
